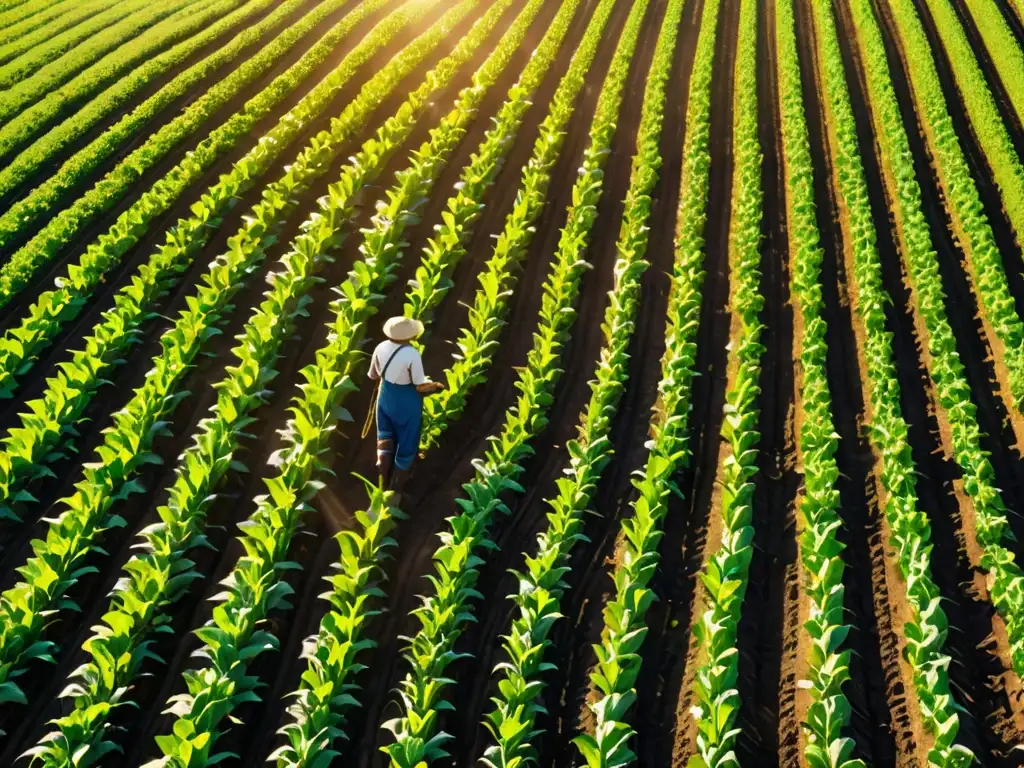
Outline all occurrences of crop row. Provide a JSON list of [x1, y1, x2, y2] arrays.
[[0, 0, 207, 121], [0, 0, 77, 43], [0, 0, 277, 192], [0, 0, 373, 389], [271, 0, 615, 753], [882, 0, 1024, 427], [0, 0, 142, 74], [0, 5, 402, 403], [774, 0, 859, 762], [961, 0, 1024, 124], [0, 0, 67, 40], [685, 0, 764, 762], [812, 0, 974, 762], [134, 2, 540, 763], [21, 0, 532, 758], [0, 0, 155, 90], [414, 0, 620, 452], [0, 0, 368, 307], [0, 0, 250, 163], [570, 0, 719, 759], [914, 0, 1024, 248], [0, 0, 122, 66], [0, 0, 29, 20], [269, 2, 590, 761], [0, 0, 459, 713], [852, 0, 1024, 684], [401, 0, 592, 332], [464, 0, 681, 763], [0, 0, 405, 531], [381, 3, 651, 764]]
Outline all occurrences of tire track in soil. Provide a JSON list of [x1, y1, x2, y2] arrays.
[[0, 0, 390, 329], [733, 0, 801, 761], [0, 0, 504, 755], [298, 1, 635, 763], [789, 1, 899, 763], [836, 0, 1021, 760]]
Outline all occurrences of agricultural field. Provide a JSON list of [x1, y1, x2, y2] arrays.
[[4, 0, 1024, 763]]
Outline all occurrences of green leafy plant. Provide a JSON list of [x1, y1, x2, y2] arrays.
[[270, 0, 585, 762], [0, 0, 394, 402], [676, 0, 764, 764], [132, 3, 554, 763], [775, 0, 859, 763], [415, 0, 621, 453], [468, 0, 684, 764], [880, 0, 1024, 423], [569, 0, 720, 756], [851, 0, 1024, 692], [0, 0, 282, 200], [0, 0, 457, 716], [0, 0, 387, 310], [0, 0, 212, 125], [380, 2, 650, 765], [0, 0, 124, 67], [0, 0, 111, 51], [0, 0, 420, 524], [811, 0, 975, 762]]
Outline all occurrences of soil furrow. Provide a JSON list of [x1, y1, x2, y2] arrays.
[[0, 0, 390, 329], [0, 0, 478, 572], [791, 1, 900, 763], [320, 0, 633, 762], [947, 0, 1024, 148], [659, 0, 740, 762], [883, 0, 1024, 320], [734, 0, 800, 761], [0, 0, 301, 212], [435, 0, 668, 761], [829, 0, 1019, 760], [0, 0, 503, 753]]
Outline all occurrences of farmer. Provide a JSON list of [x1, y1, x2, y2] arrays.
[[367, 316, 444, 500]]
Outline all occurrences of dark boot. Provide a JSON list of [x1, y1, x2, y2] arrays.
[[376, 440, 394, 488], [388, 467, 412, 507]]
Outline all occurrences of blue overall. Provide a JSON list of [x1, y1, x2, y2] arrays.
[[377, 378, 423, 470]]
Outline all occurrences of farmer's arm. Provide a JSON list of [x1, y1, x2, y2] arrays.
[[367, 345, 381, 380], [410, 352, 443, 394]]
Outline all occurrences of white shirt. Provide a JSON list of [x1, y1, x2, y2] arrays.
[[368, 340, 426, 385]]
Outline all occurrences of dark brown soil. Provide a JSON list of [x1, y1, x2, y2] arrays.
[[733, 0, 801, 761], [793, 1, 903, 763], [4, 0, 1024, 763]]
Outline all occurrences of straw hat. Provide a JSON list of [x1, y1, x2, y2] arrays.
[[383, 316, 424, 342]]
